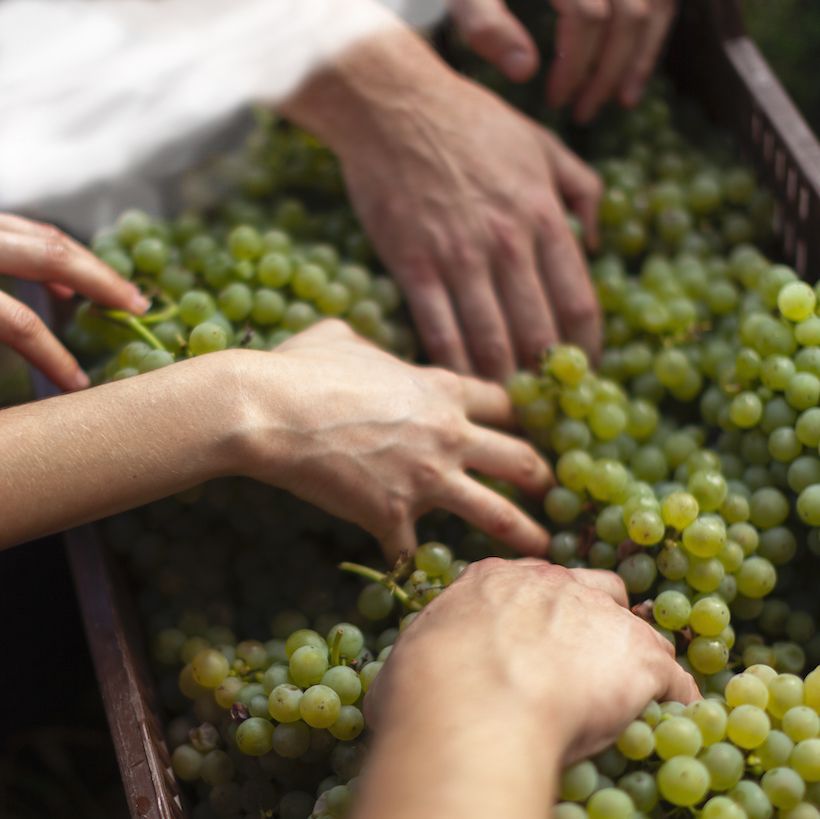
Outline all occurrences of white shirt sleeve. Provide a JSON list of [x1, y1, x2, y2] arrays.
[[0, 0, 446, 235]]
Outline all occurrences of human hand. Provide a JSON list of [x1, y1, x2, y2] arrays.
[[232, 320, 552, 562], [366, 558, 700, 761], [449, 0, 678, 121], [0, 214, 149, 391], [283, 27, 603, 381]]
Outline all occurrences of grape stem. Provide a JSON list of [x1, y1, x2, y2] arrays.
[[330, 628, 344, 667], [338, 561, 422, 611], [101, 309, 167, 351]]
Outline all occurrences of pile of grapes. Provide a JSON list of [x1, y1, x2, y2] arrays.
[[67, 33, 820, 819]]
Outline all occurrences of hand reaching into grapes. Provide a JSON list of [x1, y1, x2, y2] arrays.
[[283, 26, 603, 380], [0, 320, 552, 559], [449, 0, 679, 121], [239, 320, 552, 560], [0, 214, 149, 391], [354, 558, 700, 819]]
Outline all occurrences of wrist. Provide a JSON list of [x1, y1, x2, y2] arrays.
[[281, 25, 462, 157]]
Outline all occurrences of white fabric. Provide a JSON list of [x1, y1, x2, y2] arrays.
[[0, 0, 447, 235]]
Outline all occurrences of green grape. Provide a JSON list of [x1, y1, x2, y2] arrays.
[[415, 542, 452, 576], [688, 471, 728, 512], [200, 749, 234, 786], [549, 345, 588, 386], [188, 322, 228, 356], [768, 674, 805, 719], [553, 804, 588, 819], [657, 545, 689, 580], [656, 756, 710, 806], [726, 673, 769, 709], [556, 450, 594, 493], [139, 349, 174, 372], [179, 290, 216, 327], [617, 553, 656, 592], [690, 596, 731, 636], [729, 780, 773, 819], [778, 281, 816, 322], [688, 636, 730, 674], [654, 590, 691, 630], [616, 720, 655, 760], [191, 648, 230, 688], [132, 237, 169, 274], [761, 766, 806, 810], [587, 460, 630, 502], [326, 623, 364, 660], [357, 583, 394, 621], [282, 301, 318, 332], [727, 703, 771, 748], [171, 744, 204, 781], [686, 556, 725, 593], [757, 729, 795, 771], [654, 716, 702, 759], [292, 263, 328, 301], [682, 516, 726, 558], [258, 252, 293, 287], [321, 666, 362, 706], [316, 282, 351, 316], [730, 391, 763, 428], [617, 770, 658, 812], [507, 372, 540, 407], [790, 738, 820, 782], [786, 372, 820, 410], [116, 209, 152, 246], [329, 705, 364, 741], [271, 721, 311, 759], [218, 282, 253, 321], [589, 402, 627, 440], [560, 760, 598, 801], [701, 795, 746, 819], [627, 508, 665, 545], [661, 491, 699, 530], [289, 646, 329, 688], [686, 698, 728, 746], [736, 556, 777, 599], [797, 484, 820, 525], [782, 706, 819, 742], [235, 717, 274, 756], [699, 741, 744, 790], [586, 787, 634, 819], [299, 685, 341, 729], [268, 684, 303, 723], [228, 225, 263, 260], [359, 661, 383, 693]]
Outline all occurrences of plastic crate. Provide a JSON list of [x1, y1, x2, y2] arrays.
[[21, 2, 820, 817]]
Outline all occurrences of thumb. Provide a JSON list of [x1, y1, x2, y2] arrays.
[[449, 0, 540, 82]]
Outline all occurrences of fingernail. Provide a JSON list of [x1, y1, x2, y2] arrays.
[[131, 292, 151, 314], [502, 49, 534, 80], [72, 370, 90, 390]]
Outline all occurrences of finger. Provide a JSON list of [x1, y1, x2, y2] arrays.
[[442, 474, 550, 556], [449, 0, 540, 81], [0, 231, 148, 313], [541, 131, 604, 250], [574, 0, 650, 123], [0, 213, 50, 235], [569, 567, 630, 607], [459, 374, 516, 428], [393, 262, 472, 374], [380, 517, 418, 566], [619, 0, 678, 107], [547, 0, 609, 108], [447, 263, 516, 381], [656, 658, 702, 705], [491, 233, 560, 369], [48, 283, 75, 300], [464, 426, 553, 496], [536, 195, 603, 362], [0, 290, 89, 391]]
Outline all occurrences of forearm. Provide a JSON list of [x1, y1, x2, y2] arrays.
[[0, 352, 255, 549], [354, 688, 560, 819], [280, 23, 459, 156]]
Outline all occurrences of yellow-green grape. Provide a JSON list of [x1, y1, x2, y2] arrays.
[[616, 720, 655, 760], [285, 629, 326, 657], [782, 706, 820, 742], [321, 666, 362, 706], [725, 673, 769, 709], [653, 590, 691, 630], [761, 766, 806, 810], [778, 281, 817, 322], [257, 252, 293, 287], [271, 721, 311, 759], [756, 729, 795, 771], [682, 516, 726, 558], [415, 542, 453, 576], [559, 760, 598, 802], [188, 322, 228, 356], [268, 684, 303, 723], [326, 623, 364, 660], [701, 795, 746, 819], [586, 787, 634, 819], [289, 645, 329, 688], [507, 371, 541, 407], [805, 668, 820, 710], [316, 282, 351, 316], [736, 556, 777, 598], [790, 738, 820, 781], [797, 484, 820, 526], [654, 716, 702, 759], [299, 684, 341, 729], [768, 674, 805, 719], [689, 596, 731, 636], [685, 699, 727, 746], [251, 288, 286, 325], [235, 717, 274, 756], [549, 345, 588, 386], [656, 756, 710, 806], [200, 749, 234, 786], [729, 779, 774, 819], [556, 450, 594, 493], [171, 744, 204, 781], [228, 225, 263, 260], [329, 705, 364, 741], [191, 648, 230, 688], [214, 676, 243, 709], [359, 661, 383, 693], [699, 741, 744, 790], [727, 704, 771, 749], [626, 508, 665, 545], [661, 491, 699, 530], [688, 635, 729, 674]]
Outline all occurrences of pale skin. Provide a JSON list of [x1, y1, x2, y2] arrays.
[[0, 218, 552, 557], [283, 25, 603, 381], [355, 559, 701, 819], [449, 0, 679, 122]]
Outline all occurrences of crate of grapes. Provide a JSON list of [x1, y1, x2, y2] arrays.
[[25, 0, 820, 817]]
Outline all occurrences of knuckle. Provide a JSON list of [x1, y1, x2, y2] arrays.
[[489, 217, 524, 267], [535, 202, 569, 245], [447, 234, 484, 274], [5, 303, 42, 342], [383, 494, 410, 530], [486, 503, 518, 539], [620, 0, 649, 22], [576, 0, 610, 23], [41, 229, 72, 270], [517, 445, 545, 482], [423, 330, 462, 366], [411, 459, 446, 492], [562, 294, 600, 326]]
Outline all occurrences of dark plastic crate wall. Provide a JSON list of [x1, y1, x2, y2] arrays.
[[668, 0, 820, 279]]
